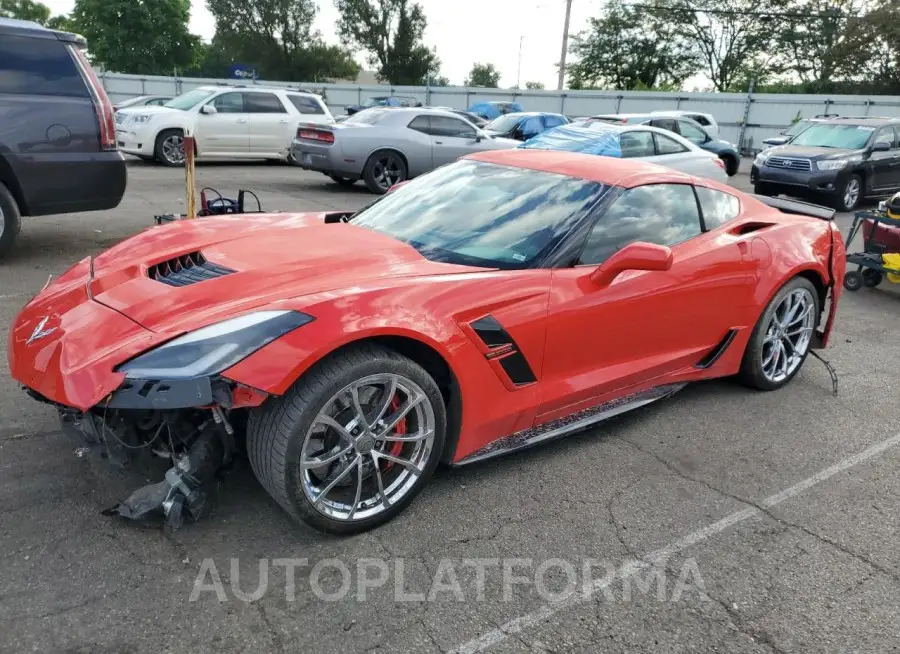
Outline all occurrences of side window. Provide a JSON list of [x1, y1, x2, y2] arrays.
[[0, 35, 88, 97], [654, 133, 689, 155], [618, 131, 655, 158], [148, 98, 167, 106], [407, 115, 432, 134], [210, 92, 245, 113], [543, 115, 567, 130], [677, 120, 707, 144], [579, 184, 703, 265], [430, 116, 476, 138], [692, 114, 711, 127], [288, 95, 325, 115], [874, 127, 896, 149], [245, 92, 287, 113], [520, 116, 544, 139], [695, 186, 741, 229], [650, 118, 678, 132]]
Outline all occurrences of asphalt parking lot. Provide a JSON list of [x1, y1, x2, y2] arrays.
[[2, 160, 900, 653]]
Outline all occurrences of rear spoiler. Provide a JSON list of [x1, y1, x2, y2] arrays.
[[751, 194, 835, 221]]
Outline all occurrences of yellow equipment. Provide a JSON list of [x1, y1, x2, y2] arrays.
[[887, 191, 900, 221]]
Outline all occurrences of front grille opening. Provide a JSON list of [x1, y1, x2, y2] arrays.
[[147, 251, 235, 287]]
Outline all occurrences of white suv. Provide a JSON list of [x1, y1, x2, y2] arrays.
[[114, 85, 334, 166]]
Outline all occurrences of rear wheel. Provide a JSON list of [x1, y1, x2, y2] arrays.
[[0, 182, 22, 259], [739, 277, 819, 391], [862, 269, 883, 287], [154, 129, 185, 167], [362, 150, 407, 194], [247, 344, 446, 535]]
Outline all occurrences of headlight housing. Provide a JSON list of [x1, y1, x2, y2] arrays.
[[130, 115, 153, 125], [816, 160, 848, 171], [754, 151, 770, 166], [117, 310, 314, 379]]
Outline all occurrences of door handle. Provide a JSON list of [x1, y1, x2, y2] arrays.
[[278, 119, 290, 124], [236, 118, 247, 124], [434, 140, 444, 145]]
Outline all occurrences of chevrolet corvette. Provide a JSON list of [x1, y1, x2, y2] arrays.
[[8, 150, 846, 535]]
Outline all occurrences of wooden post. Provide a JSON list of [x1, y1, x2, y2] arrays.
[[184, 130, 196, 219]]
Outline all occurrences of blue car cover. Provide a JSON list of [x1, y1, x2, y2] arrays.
[[519, 123, 623, 157], [468, 101, 524, 120]]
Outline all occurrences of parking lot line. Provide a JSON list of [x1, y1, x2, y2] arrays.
[[450, 431, 900, 654]]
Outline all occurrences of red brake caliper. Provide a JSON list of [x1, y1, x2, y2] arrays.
[[380, 395, 406, 472]]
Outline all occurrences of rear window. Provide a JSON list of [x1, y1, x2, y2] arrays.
[[345, 108, 390, 124], [288, 94, 325, 114], [0, 34, 88, 97]]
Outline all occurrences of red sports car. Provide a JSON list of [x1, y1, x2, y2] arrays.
[[8, 150, 846, 534]]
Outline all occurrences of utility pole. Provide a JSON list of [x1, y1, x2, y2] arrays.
[[517, 36, 524, 89], [557, 0, 573, 90]]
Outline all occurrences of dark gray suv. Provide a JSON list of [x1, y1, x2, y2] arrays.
[[0, 18, 126, 257]]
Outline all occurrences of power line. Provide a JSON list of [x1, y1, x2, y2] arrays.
[[622, 2, 863, 19]]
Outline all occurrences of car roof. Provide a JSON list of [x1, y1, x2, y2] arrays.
[[465, 149, 698, 188], [817, 116, 900, 126], [195, 85, 319, 97], [0, 16, 85, 44], [651, 109, 712, 116]]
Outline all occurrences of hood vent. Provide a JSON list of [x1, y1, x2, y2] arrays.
[[147, 251, 235, 287]]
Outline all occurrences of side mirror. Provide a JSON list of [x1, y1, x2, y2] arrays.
[[200, 104, 217, 115], [872, 140, 891, 152], [473, 133, 483, 143], [589, 242, 673, 288]]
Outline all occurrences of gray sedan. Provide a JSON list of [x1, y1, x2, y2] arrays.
[[291, 107, 520, 194]]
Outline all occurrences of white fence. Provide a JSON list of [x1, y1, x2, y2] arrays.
[[98, 72, 900, 154]]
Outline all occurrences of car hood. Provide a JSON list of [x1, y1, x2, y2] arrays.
[[85, 212, 487, 333], [764, 145, 864, 161]]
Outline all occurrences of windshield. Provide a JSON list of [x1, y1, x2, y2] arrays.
[[164, 89, 216, 111], [485, 114, 524, 133], [790, 123, 874, 149], [785, 120, 810, 137], [363, 97, 389, 107], [350, 160, 607, 269]]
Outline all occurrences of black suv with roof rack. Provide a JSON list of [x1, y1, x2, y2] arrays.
[[751, 116, 900, 212], [0, 18, 126, 258]]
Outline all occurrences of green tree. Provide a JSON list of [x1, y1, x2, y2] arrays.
[[669, 0, 788, 92], [334, 0, 440, 85], [71, 0, 200, 74], [1, 0, 71, 29], [465, 62, 500, 87], [567, 0, 699, 90], [206, 0, 359, 81], [855, 0, 900, 93], [428, 75, 450, 86], [525, 81, 545, 89]]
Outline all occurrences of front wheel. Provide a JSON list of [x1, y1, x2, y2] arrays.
[[0, 182, 22, 259], [246, 344, 446, 535], [721, 154, 739, 176], [739, 277, 819, 391], [833, 174, 862, 212], [154, 129, 185, 167]]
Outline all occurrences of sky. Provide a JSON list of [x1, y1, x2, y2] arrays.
[[42, 0, 613, 88]]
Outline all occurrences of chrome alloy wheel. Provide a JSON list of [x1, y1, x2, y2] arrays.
[[299, 373, 436, 522], [162, 134, 185, 164], [372, 154, 403, 191], [761, 287, 816, 383], [844, 177, 860, 209]]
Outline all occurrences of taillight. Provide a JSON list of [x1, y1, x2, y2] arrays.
[[296, 127, 335, 144], [68, 45, 117, 151]]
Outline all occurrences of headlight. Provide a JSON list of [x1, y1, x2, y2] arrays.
[[130, 115, 153, 125], [816, 160, 848, 171], [118, 310, 314, 379], [754, 151, 770, 166]]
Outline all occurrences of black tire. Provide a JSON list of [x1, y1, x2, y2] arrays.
[[843, 270, 864, 291], [738, 276, 820, 391], [0, 182, 22, 259], [753, 183, 775, 197], [246, 344, 446, 535], [362, 150, 407, 194], [862, 269, 883, 287], [329, 175, 358, 187], [721, 154, 739, 177], [833, 174, 862, 212], [154, 129, 185, 167]]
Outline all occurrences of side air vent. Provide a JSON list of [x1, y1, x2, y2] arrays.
[[695, 329, 739, 369], [147, 252, 235, 287], [470, 315, 537, 386]]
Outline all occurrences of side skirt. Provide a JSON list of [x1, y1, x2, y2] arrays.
[[452, 383, 687, 466]]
